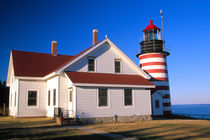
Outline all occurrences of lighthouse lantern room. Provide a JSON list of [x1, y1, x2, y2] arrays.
[[137, 20, 172, 115]]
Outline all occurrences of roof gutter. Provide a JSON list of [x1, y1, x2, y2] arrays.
[[15, 72, 57, 81], [43, 72, 57, 80], [73, 83, 155, 88], [15, 76, 43, 80]]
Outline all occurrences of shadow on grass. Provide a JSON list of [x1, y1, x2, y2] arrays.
[[110, 125, 193, 140], [0, 128, 110, 140]]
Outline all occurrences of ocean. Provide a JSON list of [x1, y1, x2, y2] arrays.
[[172, 104, 210, 119]]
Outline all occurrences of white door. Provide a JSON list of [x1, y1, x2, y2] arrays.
[[68, 89, 73, 117]]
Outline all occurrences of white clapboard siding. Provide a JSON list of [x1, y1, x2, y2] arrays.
[[9, 70, 19, 116], [66, 43, 138, 75], [76, 87, 151, 118], [18, 80, 46, 117]]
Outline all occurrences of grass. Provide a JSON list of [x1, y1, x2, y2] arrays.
[[0, 117, 109, 140], [88, 119, 210, 139], [1, 116, 210, 140]]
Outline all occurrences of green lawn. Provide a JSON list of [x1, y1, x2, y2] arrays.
[[88, 119, 210, 140], [0, 117, 109, 140], [1, 116, 210, 140]]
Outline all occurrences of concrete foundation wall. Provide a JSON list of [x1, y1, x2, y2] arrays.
[[78, 115, 151, 124]]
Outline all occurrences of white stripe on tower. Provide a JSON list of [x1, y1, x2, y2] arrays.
[[139, 53, 171, 115]]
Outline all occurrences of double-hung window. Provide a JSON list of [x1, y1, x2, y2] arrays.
[[98, 88, 108, 107], [115, 59, 121, 73], [88, 59, 95, 72], [124, 89, 132, 106], [28, 90, 37, 106]]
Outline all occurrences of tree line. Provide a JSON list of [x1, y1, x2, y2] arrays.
[[0, 80, 9, 107]]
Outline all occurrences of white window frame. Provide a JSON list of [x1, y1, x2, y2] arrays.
[[88, 58, 96, 72], [123, 89, 135, 108], [114, 59, 122, 74], [97, 88, 110, 109], [26, 89, 39, 108]]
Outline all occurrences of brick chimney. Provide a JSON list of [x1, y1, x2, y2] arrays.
[[51, 41, 57, 56], [92, 29, 98, 45]]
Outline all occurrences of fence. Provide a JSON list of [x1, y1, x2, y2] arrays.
[[175, 113, 210, 120]]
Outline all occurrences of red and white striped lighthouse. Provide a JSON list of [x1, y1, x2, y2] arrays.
[[137, 20, 171, 115]]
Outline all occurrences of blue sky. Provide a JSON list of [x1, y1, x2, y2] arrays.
[[0, 0, 210, 105]]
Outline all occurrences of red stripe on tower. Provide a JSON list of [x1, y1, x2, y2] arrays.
[[141, 62, 166, 66], [145, 69, 168, 73], [140, 53, 165, 60]]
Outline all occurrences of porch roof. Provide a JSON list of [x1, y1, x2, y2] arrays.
[[65, 71, 155, 87]]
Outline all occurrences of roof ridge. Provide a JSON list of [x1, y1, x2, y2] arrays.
[[65, 71, 144, 77], [12, 50, 74, 57]]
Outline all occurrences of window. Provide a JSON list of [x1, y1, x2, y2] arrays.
[[48, 90, 50, 106], [115, 60, 121, 73], [28, 90, 37, 106], [14, 92, 16, 107], [155, 100, 160, 108], [124, 89, 132, 106], [69, 90, 72, 102], [98, 88, 108, 107], [88, 59, 95, 72], [53, 89, 56, 106]]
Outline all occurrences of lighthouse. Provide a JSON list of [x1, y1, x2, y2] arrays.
[[137, 20, 171, 115]]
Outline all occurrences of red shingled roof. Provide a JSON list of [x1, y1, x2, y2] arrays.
[[65, 71, 154, 86], [11, 40, 102, 77], [12, 50, 74, 77]]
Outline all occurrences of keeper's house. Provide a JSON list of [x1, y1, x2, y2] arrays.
[[7, 29, 158, 123]]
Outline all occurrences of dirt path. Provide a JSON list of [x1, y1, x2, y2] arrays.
[[64, 125, 137, 140]]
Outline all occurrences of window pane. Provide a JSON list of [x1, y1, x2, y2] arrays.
[[124, 89, 132, 106], [48, 90, 50, 106], [115, 61, 121, 73], [69, 91, 72, 102], [29, 91, 37, 98], [53, 89, 56, 106], [28, 91, 37, 106], [88, 59, 95, 71], [155, 100, 159, 108], [99, 89, 107, 106]]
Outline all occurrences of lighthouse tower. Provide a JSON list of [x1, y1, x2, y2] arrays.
[[137, 20, 171, 115]]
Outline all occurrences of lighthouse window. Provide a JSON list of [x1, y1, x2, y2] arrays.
[[115, 60, 121, 73], [88, 59, 95, 72]]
